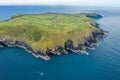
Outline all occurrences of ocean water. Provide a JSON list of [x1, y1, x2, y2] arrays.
[[0, 6, 120, 80]]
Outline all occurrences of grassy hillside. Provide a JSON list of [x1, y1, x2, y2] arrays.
[[0, 13, 99, 51]]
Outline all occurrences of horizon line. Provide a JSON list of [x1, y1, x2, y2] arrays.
[[0, 4, 119, 7]]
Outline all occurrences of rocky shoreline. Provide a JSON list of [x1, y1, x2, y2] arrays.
[[0, 29, 108, 60], [0, 13, 108, 60]]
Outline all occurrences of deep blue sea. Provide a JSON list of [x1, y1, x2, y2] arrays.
[[0, 6, 120, 80]]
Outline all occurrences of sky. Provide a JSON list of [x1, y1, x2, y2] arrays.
[[0, 0, 120, 7]]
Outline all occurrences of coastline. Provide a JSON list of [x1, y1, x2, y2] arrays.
[[0, 29, 108, 60]]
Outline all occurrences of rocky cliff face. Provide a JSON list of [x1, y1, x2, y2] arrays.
[[0, 28, 108, 60], [45, 29, 107, 56]]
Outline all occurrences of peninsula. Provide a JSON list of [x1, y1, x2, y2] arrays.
[[0, 13, 107, 60]]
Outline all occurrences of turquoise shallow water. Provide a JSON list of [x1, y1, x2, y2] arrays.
[[0, 6, 120, 80]]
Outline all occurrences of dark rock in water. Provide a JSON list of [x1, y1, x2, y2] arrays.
[[64, 40, 74, 49], [36, 50, 46, 56], [46, 48, 54, 55], [0, 42, 3, 47], [0, 40, 7, 47], [16, 41, 34, 52], [0, 42, 5, 47], [55, 46, 63, 52], [92, 31, 100, 38], [90, 22, 100, 28]]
